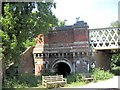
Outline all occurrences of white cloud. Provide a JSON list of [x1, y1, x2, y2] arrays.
[[52, 0, 118, 28]]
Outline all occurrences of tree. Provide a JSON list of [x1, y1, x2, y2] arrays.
[[110, 21, 120, 75], [58, 20, 67, 26], [1, 2, 58, 77], [110, 21, 120, 27]]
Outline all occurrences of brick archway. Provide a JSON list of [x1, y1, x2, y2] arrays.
[[52, 59, 72, 77]]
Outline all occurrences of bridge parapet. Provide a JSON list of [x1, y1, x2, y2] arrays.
[[89, 27, 120, 50]]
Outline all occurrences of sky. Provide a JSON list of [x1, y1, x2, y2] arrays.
[[52, 0, 119, 29]]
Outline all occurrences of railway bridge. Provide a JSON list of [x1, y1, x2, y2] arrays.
[[89, 27, 120, 71], [19, 21, 120, 76]]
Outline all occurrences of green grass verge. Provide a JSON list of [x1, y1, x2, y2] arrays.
[[64, 82, 86, 87]]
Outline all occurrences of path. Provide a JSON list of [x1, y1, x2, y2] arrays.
[[71, 76, 119, 88], [50, 76, 120, 90]]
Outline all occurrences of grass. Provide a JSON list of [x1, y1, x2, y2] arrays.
[[64, 82, 86, 87], [32, 85, 46, 88], [3, 68, 114, 88]]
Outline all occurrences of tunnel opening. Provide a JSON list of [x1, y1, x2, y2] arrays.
[[53, 62, 71, 77]]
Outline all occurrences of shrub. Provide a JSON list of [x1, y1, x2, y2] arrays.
[[18, 73, 42, 87], [3, 78, 28, 88], [111, 67, 120, 75], [92, 68, 114, 82], [3, 73, 42, 88], [66, 73, 83, 84]]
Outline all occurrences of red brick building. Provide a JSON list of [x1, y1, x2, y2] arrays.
[[19, 21, 95, 76], [19, 21, 117, 76]]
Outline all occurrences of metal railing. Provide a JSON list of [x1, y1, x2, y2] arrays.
[[89, 27, 120, 50]]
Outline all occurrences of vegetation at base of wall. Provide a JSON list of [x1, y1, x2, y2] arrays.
[[92, 68, 114, 82], [3, 78, 29, 88], [111, 53, 120, 75], [111, 66, 120, 75], [64, 82, 86, 87], [3, 73, 42, 88], [3, 68, 114, 88], [66, 73, 83, 84], [65, 68, 114, 87], [18, 73, 42, 87]]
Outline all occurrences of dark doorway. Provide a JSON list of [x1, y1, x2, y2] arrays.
[[54, 62, 71, 77]]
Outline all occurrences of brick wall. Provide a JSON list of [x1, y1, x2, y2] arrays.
[[45, 30, 74, 44], [19, 47, 34, 74], [45, 28, 89, 45], [74, 28, 88, 42]]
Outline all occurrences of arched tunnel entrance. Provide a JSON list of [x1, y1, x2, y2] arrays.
[[52, 60, 72, 77]]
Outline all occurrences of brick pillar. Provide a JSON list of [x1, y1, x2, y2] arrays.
[[93, 50, 111, 70], [33, 34, 44, 76], [34, 58, 44, 75], [72, 62, 76, 73]]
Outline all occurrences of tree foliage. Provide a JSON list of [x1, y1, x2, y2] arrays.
[[58, 20, 67, 26], [111, 54, 120, 67], [110, 21, 120, 75], [2, 2, 58, 67], [110, 21, 120, 27]]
